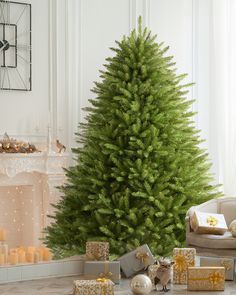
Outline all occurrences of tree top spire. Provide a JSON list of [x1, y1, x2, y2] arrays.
[[138, 15, 142, 35]]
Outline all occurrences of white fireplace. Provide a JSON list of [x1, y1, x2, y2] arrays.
[[0, 152, 69, 248], [0, 152, 84, 284]]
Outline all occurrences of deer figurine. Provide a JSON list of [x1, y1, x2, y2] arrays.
[[154, 257, 174, 292]]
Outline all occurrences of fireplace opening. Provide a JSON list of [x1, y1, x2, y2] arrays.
[[0, 185, 44, 249]]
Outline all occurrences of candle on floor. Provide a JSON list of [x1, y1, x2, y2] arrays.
[[43, 248, 52, 261], [18, 246, 26, 252], [26, 252, 34, 263], [0, 244, 8, 257], [34, 251, 39, 263], [37, 247, 44, 261], [0, 254, 5, 266], [10, 248, 17, 254], [0, 229, 6, 241], [9, 252, 18, 265], [18, 251, 26, 263], [27, 246, 36, 253]]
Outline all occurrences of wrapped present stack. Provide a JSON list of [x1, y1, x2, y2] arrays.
[[74, 240, 118, 294], [73, 242, 157, 294], [171, 247, 228, 291], [173, 248, 196, 284], [84, 241, 120, 284], [74, 241, 231, 293]]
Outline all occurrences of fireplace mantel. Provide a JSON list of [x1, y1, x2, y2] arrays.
[[0, 152, 69, 178], [0, 152, 70, 247]]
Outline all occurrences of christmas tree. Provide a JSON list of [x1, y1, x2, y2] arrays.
[[45, 18, 221, 257]]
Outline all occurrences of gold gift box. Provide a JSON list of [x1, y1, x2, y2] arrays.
[[173, 248, 196, 284], [73, 279, 114, 295], [187, 267, 225, 291], [191, 211, 228, 235], [86, 241, 109, 261], [148, 264, 160, 286]]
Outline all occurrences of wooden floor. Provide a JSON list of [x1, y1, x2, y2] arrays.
[[0, 276, 235, 295]]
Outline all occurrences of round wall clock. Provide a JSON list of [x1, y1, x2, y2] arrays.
[[0, 0, 31, 91]]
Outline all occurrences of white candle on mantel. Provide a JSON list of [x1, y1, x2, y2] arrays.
[[0, 229, 6, 241]]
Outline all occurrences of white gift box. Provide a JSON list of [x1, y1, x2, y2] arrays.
[[190, 211, 228, 235], [117, 244, 155, 278]]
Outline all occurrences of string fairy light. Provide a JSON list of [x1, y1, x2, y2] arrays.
[[0, 170, 64, 266]]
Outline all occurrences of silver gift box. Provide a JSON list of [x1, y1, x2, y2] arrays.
[[84, 261, 120, 284], [200, 256, 235, 281], [117, 244, 155, 278]]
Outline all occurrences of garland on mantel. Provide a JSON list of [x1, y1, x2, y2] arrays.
[[0, 133, 38, 154]]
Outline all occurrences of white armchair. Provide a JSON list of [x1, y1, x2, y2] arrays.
[[186, 197, 236, 257]]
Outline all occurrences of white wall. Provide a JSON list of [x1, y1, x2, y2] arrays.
[[0, 0, 196, 153], [0, 0, 50, 142], [0, 0, 69, 149]]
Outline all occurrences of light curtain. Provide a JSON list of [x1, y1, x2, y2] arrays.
[[195, 0, 236, 196]]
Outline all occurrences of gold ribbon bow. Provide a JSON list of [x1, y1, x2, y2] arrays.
[[206, 216, 218, 227], [99, 261, 113, 279], [208, 272, 224, 286], [173, 254, 188, 272], [135, 251, 150, 267], [96, 278, 109, 283], [96, 278, 109, 295], [189, 271, 224, 287], [221, 260, 231, 271]]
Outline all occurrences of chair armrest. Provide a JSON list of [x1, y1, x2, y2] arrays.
[[185, 215, 191, 234]]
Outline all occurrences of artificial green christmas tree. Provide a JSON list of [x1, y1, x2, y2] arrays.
[[45, 18, 221, 258]]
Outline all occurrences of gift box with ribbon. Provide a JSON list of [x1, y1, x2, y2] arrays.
[[73, 278, 114, 295], [86, 241, 109, 261], [187, 267, 225, 291], [200, 256, 235, 281], [84, 261, 120, 284], [173, 248, 196, 284], [190, 211, 228, 235], [117, 244, 155, 278]]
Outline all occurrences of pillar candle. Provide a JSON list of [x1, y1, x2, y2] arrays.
[[0, 244, 8, 257], [34, 252, 39, 263], [36, 248, 43, 261], [18, 251, 26, 264], [0, 229, 6, 241], [0, 254, 5, 266], [10, 248, 17, 254], [26, 252, 34, 263], [18, 246, 27, 252], [9, 253, 18, 265], [27, 246, 36, 253], [43, 248, 52, 261]]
